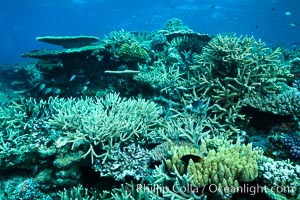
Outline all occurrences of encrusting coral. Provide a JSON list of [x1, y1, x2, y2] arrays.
[[93, 143, 151, 181], [243, 85, 300, 116], [258, 157, 300, 199]]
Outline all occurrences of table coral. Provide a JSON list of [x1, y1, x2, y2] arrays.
[[36, 35, 99, 49]]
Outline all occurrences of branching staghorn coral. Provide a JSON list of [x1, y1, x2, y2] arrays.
[[191, 34, 291, 101], [58, 182, 164, 200], [187, 34, 292, 132], [164, 112, 213, 144], [58, 184, 110, 200], [159, 97, 234, 147], [151, 161, 207, 200], [0, 98, 55, 169], [134, 34, 292, 134], [133, 22, 210, 103], [134, 60, 184, 92], [47, 93, 165, 163]]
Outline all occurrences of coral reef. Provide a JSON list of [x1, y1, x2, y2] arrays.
[[0, 19, 299, 200], [133, 33, 293, 135]]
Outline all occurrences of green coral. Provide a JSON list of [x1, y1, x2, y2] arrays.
[[118, 42, 149, 64], [164, 139, 260, 195], [165, 145, 204, 175], [187, 140, 260, 195], [100, 30, 149, 65]]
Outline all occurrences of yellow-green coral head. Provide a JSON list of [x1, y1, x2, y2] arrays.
[[118, 42, 149, 64]]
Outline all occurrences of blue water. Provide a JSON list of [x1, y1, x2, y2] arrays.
[[0, 0, 299, 65]]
